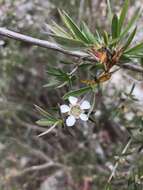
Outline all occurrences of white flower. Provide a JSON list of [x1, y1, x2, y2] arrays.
[[60, 96, 91, 127]]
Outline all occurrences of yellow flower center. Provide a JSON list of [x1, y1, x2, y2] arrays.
[[70, 105, 82, 118]]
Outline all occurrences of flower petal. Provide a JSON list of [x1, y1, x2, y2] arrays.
[[66, 115, 76, 127], [60, 105, 70, 113], [68, 96, 78, 105], [80, 100, 91, 110], [80, 113, 88, 121]]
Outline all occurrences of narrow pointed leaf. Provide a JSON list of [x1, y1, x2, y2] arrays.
[[96, 30, 103, 44], [120, 8, 140, 39], [119, 55, 131, 63], [47, 67, 63, 76], [59, 10, 89, 43], [107, 0, 113, 23], [122, 27, 137, 51], [35, 105, 55, 120], [124, 53, 143, 58], [52, 21, 71, 37], [43, 80, 60, 88], [51, 34, 86, 49], [103, 30, 109, 45], [111, 9, 140, 45], [129, 83, 136, 95], [63, 86, 92, 99], [118, 0, 129, 34], [58, 10, 74, 37], [124, 42, 143, 54], [36, 118, 57, 126], [112, 14, 119, 39], [45, 23, 70, 38], [81, 22, 97, 44]]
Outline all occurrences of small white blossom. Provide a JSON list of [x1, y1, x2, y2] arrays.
[[60, 96, 91, 127]]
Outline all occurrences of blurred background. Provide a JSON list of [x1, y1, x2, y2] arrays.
[[0, 0, 143, 189]]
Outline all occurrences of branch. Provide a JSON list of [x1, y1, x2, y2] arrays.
[[0, 27, 143, 73], [119, 63, 143, 73], [14, 116, 47, 133], [107, 138, 132, 183], [12, 162, 65, 177], [0, 27, 90, 59], [15, 139, 51, 162]]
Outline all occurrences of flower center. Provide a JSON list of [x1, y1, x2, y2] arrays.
[[70, 105, 82, 118]]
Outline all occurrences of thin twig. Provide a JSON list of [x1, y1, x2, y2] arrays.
[[0, 27, 91, 60], [13, 162, 65, 177], [14, 116, 47, 132], [118, 63, 143, 73], [14, 139, 51, 162], [38, 122, 59, 137], [69, 65, 79, 75], [107, 138, 132, 183]]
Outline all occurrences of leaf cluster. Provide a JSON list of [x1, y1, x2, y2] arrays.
[[46, 1, 143, 61]]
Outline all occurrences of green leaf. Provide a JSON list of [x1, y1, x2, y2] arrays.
[[129, 83, 136, 95], [36, 118, 57, 126], [111, 9, 140, 46], [52, 21, 71, 37], [47, 67, 68, 78], [35, 105, 51, 118], [43, 80, 60, 88], [45, 23, 70, 38], [35, 105, 55, 120], [63, 86, 92, 99], [122, 27, 137, 51], [124, 42, 143, 55], [105, 184, 113, 190], [58, 10, 89, 43], [60, 60, 75, 65], [120, 8, 140, 39], [124, 53, 143, 58], [103, 30, 109, 46], [47, 67, 63, 77], [81, 22, 98, 44], [46, 67, 76, 88], [119, 55, 131, 63], [47, 67, 70, 82], [111, 14, 119, 39], [35, 105, 60, 127], [118, 0, 129, 34], [95, 30, 103, 44], [51, 34, 86, 49], [107, 0, 113, 23]]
